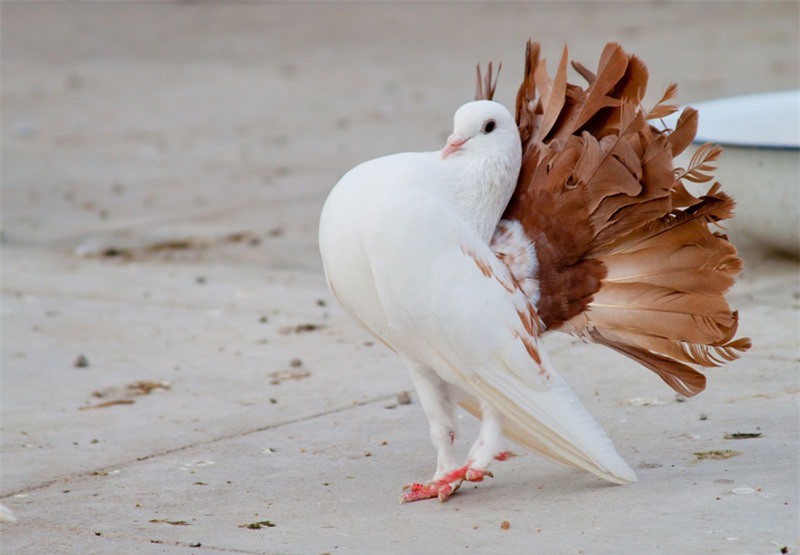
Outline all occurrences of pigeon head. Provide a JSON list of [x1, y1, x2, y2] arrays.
[[441, 100, 520, 161], [437, 100, 522, 242]]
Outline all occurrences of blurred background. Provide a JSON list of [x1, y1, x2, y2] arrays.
[[2, 3, 798, 553], [3, 2, 798, 264]]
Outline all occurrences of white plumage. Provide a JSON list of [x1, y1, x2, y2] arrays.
[[319, 100, 636, 502]]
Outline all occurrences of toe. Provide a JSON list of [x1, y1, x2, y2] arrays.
[[402, 482, 426, 493], [401, 484, 437, 503], [465, 468, 493, 482], [437, 483, 453, 502]]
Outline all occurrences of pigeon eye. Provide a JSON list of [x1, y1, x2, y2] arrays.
[[482, 120, 496, 134]]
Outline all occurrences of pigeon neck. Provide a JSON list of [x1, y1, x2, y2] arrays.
[[438, 152, 520, 243]]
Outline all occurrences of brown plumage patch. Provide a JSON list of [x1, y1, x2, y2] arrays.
[[462, 246, 493, 278], [519, 335, 543, 367], [516, 307, 540, 337], [493, 271, 517, 294], [462, 244, 548, 379], [510, 328, 547, 379], [463, 246, 521, 295], [478, 41, 750, 396]]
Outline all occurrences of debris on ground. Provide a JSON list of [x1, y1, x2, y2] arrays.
[[386, 390, 412, 409], [239, 521, 276, 529], [79, 399, 135, 410], [81, 380, 171, 410], [278, 323, 324, 335], [74, 354, 89, 368], [694, 450, 741, 460], [501, 521, 510, 530], [225, 231, 261, 246], [89, 469, 121, 476], [91, 380, 171, 399], [128, 380, 171, 395], [269, 370, 311, 385], [75, 231, 262, 260], [724, 432, 762, 440], [149, 519, 189, 526]]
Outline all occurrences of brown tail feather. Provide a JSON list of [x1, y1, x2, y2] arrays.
[[589, 329, 708, 397], [492, 40, 750, 396], [475, 60, 501, 101]]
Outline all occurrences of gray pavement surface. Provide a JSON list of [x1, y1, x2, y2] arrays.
[[2, 3, 799, 554]]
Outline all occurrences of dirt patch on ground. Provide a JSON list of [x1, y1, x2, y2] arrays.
[[75, 231, 264, 260], [80, 380, 171, 410], [694, 450, 741, 461]]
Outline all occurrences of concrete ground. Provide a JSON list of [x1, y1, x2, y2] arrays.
[[2, 2, 798, 554]]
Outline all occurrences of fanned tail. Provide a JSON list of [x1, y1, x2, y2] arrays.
[[488, 41, 750, 397], [573, 187, 751, 396]]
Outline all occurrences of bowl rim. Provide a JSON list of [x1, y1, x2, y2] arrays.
[[667, 90, 800, 151]]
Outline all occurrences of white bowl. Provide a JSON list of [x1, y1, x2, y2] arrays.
[[666, 90, 799, 257]]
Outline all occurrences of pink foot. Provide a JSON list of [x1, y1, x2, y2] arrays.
[[401, 480, 459, 503], [401, 465, 494, 503]]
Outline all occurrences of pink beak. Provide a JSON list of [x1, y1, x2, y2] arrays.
[[441, 134, 469, 159]]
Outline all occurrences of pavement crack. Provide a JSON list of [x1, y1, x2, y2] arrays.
[[1, 393, 396, 499], [146, 540, 268, 554]]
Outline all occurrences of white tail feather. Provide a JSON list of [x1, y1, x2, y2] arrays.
[[462, 347, 637, 485]]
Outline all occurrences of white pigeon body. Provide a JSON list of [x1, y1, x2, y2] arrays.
[[319, 100, 636, 500]]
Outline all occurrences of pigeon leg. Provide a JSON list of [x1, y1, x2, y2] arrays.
[[465, 400, 514, 477], [401, 364, 461, 502]]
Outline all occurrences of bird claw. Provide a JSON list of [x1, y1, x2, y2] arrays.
[[401, 480, 461, 503], [465, 468, 493, 482], [401, 464, 494, 503]]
